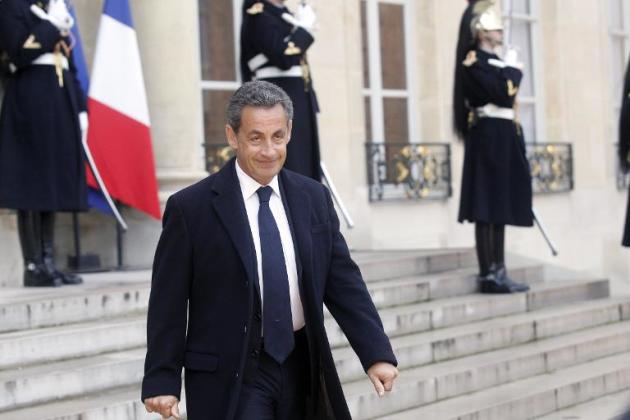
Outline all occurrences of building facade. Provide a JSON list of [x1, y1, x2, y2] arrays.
[[0, 0, 628, 289]]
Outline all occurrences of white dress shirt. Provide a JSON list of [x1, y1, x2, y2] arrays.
[[235, 160, 305, 331]]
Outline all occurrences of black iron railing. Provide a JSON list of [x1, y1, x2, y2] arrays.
[[526, 142, 574, 194], [365, 142, 452, 202]]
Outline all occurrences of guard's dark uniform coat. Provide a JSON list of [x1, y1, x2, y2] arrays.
[[0, 0, 87, 211], [141, 159, 397, 419], [240, 1, 321, 180], [458, 48, 533, 227], [619, 57, 630, 246]]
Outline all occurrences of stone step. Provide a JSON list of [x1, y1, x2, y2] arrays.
[[0, 385, 184, 420], [0, 250, 474, 334], [327, 277, 606, 348], [0, 316, 146, 369], [0, 281, 150, 334], [0, 286, 618, 412], [378, 351, 630, 420], [536, 389, 630, 420], [0, 348, 146, 413], [352, 249, 476, 282], [358, 262, 543, 311], [0, 267, 553, 370], [4, 310, 629, 420], [333, 294, 626, 383], [343, 320, 630, 419]]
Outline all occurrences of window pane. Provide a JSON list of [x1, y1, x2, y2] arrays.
[[202, 89, 234, 145], [361, 0, 370, 89], [519, 103, 536, 142], [199, 0, 236, 81], [609, 0, 624, 30], [383, 97, 409, 142], [379, 3, 407, 90], [364, 96, 373, 141], [511, 20, 534, 97], [512, 0, 530, 15]]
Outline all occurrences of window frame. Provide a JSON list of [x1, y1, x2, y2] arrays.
[[362, 0, 419, 144], [502, 0, 545, 143], [198, 0, 242, 94], [608, 0, 630, 127]]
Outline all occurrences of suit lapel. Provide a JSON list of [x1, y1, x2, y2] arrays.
[[211, 159, 258, 291]]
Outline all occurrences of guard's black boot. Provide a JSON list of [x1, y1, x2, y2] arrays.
[[41, 212, 83, 285], [476, 222, 513, 293], [493, 263, 529, 293], [490, 225, 529, 293], [17, 211, 61, 287]]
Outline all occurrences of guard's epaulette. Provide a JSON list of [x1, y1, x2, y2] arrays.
[[246, 2, 264, 15]]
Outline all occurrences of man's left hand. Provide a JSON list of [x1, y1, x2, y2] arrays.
[[367, 362, 399, 397]]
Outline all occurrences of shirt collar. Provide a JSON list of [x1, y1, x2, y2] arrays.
[[235, 159, 281, 201]]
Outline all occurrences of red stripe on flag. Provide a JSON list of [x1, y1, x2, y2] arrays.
[[86, 98, 161, 219]]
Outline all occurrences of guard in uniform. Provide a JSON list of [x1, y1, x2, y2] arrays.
[[240, 0, 321, 180], [619, 56, 630, 247], [453, 0, 533, 293], [0, 0, 87, 287]]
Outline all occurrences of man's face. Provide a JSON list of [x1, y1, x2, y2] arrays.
[[226, 104, 291, 185], [481, 29, 503, 48]]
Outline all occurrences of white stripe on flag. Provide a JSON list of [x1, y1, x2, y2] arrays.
[[89, 15, 151, 126]]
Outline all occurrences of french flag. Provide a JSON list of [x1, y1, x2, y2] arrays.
[[87, 0, 161, 219]]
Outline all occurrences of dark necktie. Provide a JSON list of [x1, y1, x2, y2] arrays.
[[257, 186, 294, 364]]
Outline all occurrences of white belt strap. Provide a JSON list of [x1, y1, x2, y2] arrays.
[[476, 104, 515, 120], [9, 53, 69, 74], [255, 65, 303, 79], [248, 53, 269, 72]]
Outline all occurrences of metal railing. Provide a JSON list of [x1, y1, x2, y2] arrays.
[[365, 142, 452, 202], [526, 142, 574, 194], [204, 143, 234, 174]]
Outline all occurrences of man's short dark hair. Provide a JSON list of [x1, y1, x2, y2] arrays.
[[226, 80, 294, 132]]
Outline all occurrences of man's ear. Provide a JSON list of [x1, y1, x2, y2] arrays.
[[226, 124, 238, 149]]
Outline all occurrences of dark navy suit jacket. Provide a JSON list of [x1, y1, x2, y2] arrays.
[[141, 158, 396, 419]]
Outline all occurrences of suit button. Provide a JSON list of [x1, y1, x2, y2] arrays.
[[244, 325, 247, 334]]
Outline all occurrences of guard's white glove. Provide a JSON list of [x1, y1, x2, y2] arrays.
[[30, 0, 74, 33], [282, 4, 317, 32], [503, 46, 523, 69], [79, 111, 88, 137]]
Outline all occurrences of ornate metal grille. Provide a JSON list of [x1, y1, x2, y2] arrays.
[[365, 143, 452, 202], [204, 143, 234, 174], [526, 142, 573, 194]]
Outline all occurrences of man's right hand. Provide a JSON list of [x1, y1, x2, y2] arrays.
[[144, 395, 180, 419]]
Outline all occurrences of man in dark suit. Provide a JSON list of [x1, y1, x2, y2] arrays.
[[142, 80, 398, 419]]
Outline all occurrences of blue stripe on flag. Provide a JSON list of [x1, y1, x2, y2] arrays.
[[71, 5, 114, 217], [103, 0, 134, 28]]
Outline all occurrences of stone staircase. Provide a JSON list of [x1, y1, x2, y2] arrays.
[[0, 249, 629, 419]]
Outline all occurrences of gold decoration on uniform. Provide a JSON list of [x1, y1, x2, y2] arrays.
[[507, 79, 518, 97], [463, 50, 477, 67], [300, 58, 310, 91], [284, 42, 301, 56], [23, 34, 41, 50], [246, 2, 264, 15]]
